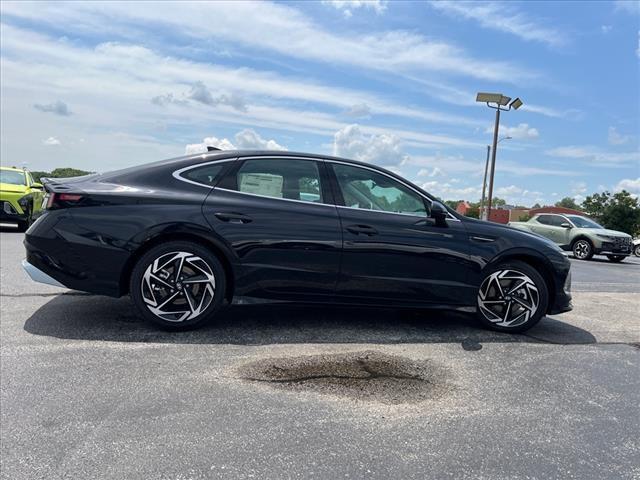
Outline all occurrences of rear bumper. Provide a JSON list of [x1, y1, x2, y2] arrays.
[[21, 259, 66, 288]]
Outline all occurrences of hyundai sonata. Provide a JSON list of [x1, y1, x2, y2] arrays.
[[23, 150, 572, 332]]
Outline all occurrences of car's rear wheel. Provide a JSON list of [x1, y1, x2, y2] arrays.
[[476, 261, 549, 333], [606, 255, 626, 263], [130, 241, 226, 330], [572, 239, 594, 260], [634, 245, 640, 257]]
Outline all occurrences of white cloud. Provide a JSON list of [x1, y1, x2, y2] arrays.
[[601, 25, 613, 34], [234, 129, 287, 150], [185, 136, 235, 154], [614, 177, 640, 197], [333, 124, 407, 166], [486, 123, 539, 140], [34, 100, 72, 116], [496, 185, 523, 196], [1, 1, 535, 83], [343, 103, 372, 118], [43, 136, 61, 146], [420, 180, 482, 201], [608, 126, 632, 145], [185, 129, 286, 154], [614, 1, 640, 15], [417, 167, 444, 177], [187, 82, 247, 112], [546, 145, 640, 166], [324, 0, 387, 18], [521, 104, 582, 120], [429, 1, 567, 47]]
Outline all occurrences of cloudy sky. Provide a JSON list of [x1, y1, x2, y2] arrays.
[[1, 0, 638, 205]]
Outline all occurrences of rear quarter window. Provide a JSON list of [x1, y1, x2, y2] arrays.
[[180, 164, 225, 187]]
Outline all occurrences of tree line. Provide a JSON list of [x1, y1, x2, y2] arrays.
[[445, 191, 639, 236]]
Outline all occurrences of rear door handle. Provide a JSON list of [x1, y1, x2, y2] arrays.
[[346, 224, 378, 236], [214, 212, 252, 224]]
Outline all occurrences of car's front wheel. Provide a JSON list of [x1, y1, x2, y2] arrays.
[[634, 245, 640, 257], [572, 239, 594, 260], [476, 261, 549, 333], [130, 241, 226, 330], [606, 255, 626, 263]]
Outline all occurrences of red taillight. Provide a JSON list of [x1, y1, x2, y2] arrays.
[[59, 194, 83, 202], [46, 192, 84, 209]]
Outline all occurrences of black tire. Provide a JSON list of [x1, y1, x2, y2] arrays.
[[634, 245, 640, 257], [606, 255, 626, 263], [129, 241, 226, 330], [572, 238, 594, 260], [476, 260, 549, 333]]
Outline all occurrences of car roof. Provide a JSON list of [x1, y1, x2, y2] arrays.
[[0, 166, 26, 172]]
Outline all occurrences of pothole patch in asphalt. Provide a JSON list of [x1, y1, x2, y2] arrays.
[[237, 350, 452, 405]]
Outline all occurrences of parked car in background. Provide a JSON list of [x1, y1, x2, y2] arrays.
[[22, 150, 572, 332], [0, 166, 45, 231], [633, 238, 640, 257], [509, 213, 632, 262]]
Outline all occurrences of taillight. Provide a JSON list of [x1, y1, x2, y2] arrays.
[[46, 192, 84, 210]]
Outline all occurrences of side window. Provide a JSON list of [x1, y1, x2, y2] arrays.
[[182, 163, 225, 186], [27, 172, 35, 185], [235, 159, 323, 203], [332, 163, 426, 215], [548, 216, 566, 227], [537, 215, 552, 225]]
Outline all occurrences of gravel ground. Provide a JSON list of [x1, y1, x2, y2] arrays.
[[1, 228, 639, 479]]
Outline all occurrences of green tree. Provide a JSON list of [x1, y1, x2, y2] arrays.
[[444, 200, 461, 210], [582, 190, 640, 235], [30, 168, 92, 182], [531, 203, 541, 209], [555, 197, 581, 210], [492, 197, 506, 206]]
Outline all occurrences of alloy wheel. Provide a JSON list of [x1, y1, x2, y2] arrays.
[[477, 269, 540, 328], [141, 251, 216, 322], [573, 240, 591, 259]]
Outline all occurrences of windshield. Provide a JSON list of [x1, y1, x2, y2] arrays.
[[566, 215, 602, 229], [0, 170, 26, 186]]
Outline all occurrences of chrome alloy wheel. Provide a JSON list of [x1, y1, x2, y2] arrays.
[[141, 251, 216, 322], [573, 240, 591, 259], [477, 269, 540, 328]]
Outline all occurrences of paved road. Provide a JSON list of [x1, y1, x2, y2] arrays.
[[1, 228, 639, 479]]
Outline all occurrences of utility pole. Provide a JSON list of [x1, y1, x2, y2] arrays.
[[480, 145, 490, 220], [475, 92, 523, 222]]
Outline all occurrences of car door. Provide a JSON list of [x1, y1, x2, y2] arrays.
[[327, 161, 474, 306], [201, 156, 342, 299], [530, 215, 556, 241], [549, 215, 573, 246]]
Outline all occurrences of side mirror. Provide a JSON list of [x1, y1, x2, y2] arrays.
[[560, 222, 572, 229], [430, 201, 448, 227], [31, 182, 43, 189]]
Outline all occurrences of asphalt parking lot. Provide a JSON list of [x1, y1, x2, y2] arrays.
[[1, 226, 639, 479]]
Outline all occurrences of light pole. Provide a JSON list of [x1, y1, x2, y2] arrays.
[[480, 136, 511, 220], [476, 93, 523, 221]]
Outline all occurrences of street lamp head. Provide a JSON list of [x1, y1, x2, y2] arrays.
[[499, 95, 512, 106], [509, 97, 523, 110], [476, 92, 504, 104]]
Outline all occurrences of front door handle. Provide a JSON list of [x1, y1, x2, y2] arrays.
[[346, 224, 378, 236], [214, 212, 252, 224]]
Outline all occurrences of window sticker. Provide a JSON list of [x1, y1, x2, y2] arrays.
[[239, 173, 284, 198]]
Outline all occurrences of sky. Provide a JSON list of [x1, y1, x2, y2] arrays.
[[1, 0, 639, 206]]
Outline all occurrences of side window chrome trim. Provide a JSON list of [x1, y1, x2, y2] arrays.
[[215, 187, 337, 208], [172, 158, 237, 189]]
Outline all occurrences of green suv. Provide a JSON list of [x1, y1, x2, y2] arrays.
[[509, 213, 632, 262], [0, 166, 45, 231]]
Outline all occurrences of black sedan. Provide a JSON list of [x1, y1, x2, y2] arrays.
[[23, 150, 572, 332]]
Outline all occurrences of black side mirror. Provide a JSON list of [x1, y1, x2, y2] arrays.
[[430, 201, 448, 227], [560, 222, 572, 229]]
